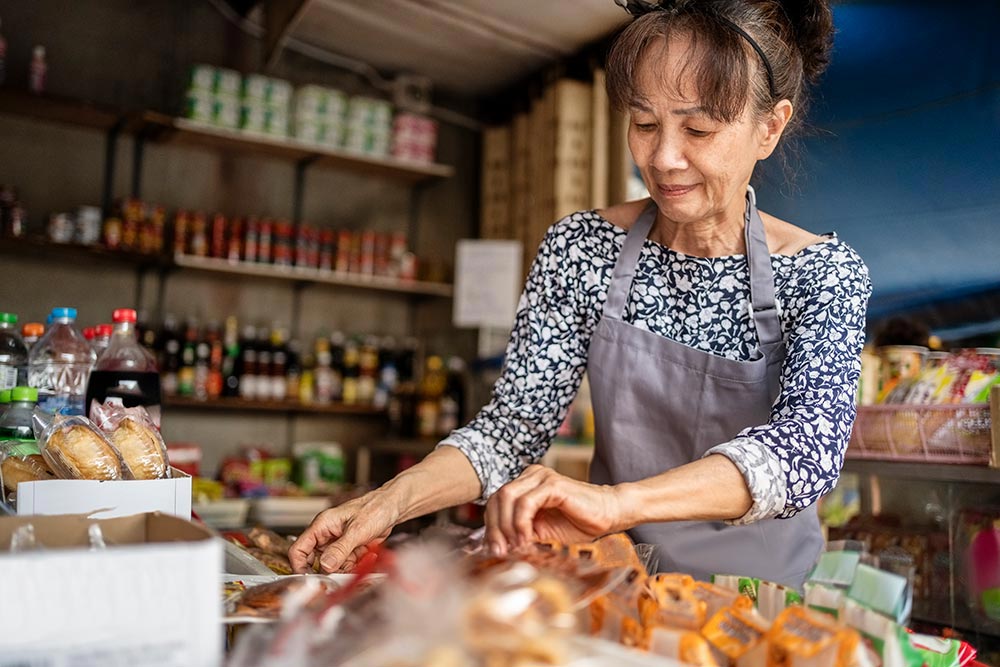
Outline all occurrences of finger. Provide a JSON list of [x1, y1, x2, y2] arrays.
[[513, 480, 561, 547], [484, 494, 507, 556], [498, 474, 548, 550], [289, 508, 350, 573]]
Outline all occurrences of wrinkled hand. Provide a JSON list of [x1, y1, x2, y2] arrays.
[[484, 465, 624, 556], [288, 490, 399, 574]]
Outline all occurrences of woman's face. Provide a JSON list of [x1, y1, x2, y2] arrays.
[[627, 33, 781, 227]]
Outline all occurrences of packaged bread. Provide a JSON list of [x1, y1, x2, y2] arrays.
[[37, 414, 124, 481], [91, 402, 169, 480], [700, 597, 770, 666], [1, 452, 57, 491], [640, 573, 706, 631], [766, 606, 861, 667]]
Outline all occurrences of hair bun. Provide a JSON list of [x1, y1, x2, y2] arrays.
[[778, 0, 834, 83]]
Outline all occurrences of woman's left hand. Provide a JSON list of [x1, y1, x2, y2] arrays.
[[484, 464, 627, 556]]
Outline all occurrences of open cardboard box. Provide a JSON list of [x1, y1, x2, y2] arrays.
[[14, 467, 192, 520], [0, 512, 222, 667]]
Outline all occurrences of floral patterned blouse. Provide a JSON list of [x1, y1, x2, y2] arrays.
[[440, 209, 871, 524]]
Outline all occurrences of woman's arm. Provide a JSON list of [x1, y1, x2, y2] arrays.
[[705, 242, 872, 522]]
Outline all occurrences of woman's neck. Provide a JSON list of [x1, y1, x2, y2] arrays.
[[650, 204, 747, 258]]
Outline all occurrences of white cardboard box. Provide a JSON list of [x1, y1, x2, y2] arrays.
[[16, 468, 192, 520], [0, 512, 223, 666]]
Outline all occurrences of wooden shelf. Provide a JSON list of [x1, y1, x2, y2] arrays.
[[0, 236, 168, 269], [842, 458, 1000, 484], [0, 88, 130, 132], [173, 253, 453, 298], [163, 395, 385, 417], [0, 90, 454, 183]]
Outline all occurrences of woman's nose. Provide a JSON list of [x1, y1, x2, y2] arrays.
[[650, 134, 688, 172]]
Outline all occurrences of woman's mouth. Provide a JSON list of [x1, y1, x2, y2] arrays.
[[657, 184, 696, 197]]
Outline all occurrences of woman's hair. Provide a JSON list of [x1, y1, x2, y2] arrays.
[[606, 0, 834, 139]]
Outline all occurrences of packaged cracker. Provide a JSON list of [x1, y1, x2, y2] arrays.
[[700, 597, 770, 666], [765, 606, 862, 667]]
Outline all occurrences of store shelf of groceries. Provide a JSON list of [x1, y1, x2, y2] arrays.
[[172, 252, 454, 298], [0, 90, 454, 184], [0, 235, 167, 268], [163, 395, 385, 417], [143, 113, 454, 183]]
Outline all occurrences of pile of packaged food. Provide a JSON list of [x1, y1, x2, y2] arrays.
[[218, 531, 979, 667], [1, 401, 169, 504]]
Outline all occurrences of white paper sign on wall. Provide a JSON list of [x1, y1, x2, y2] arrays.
[[453, 239, 522, 329]]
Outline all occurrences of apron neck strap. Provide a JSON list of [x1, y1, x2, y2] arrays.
[[603, 201, 657, 320], [744, 186, 782, 347], [603, 189, 783, 348]]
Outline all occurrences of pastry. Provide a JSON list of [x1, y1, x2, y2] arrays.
[[44, 423, 123, 480], [108, 417, 168, 479], [1, 454, 57, 491]]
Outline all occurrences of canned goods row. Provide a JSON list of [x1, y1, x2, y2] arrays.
[[173, 211, 418, 280]]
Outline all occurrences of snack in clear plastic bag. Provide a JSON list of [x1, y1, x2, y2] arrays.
[[700, 597, 770, 666], [90, 401, 169, 480], [228, 575, 344, 620], [639, 573, 706, 631], [33, 409, 123, 481], [0, 442, 56, 493], [768, 605, 862, 667]]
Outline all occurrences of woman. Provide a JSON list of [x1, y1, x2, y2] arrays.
[[290, 0, 870, 588]]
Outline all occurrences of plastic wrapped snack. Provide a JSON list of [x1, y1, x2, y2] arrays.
[[700, 597, 770, 666], [33, 410, 123, 481], [0, 442, 56, 493], [90, 402, 169, 480], [771, 606, 863, 667]]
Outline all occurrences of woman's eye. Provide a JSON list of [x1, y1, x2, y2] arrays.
[[634, 123, 657, 132], [686, 128, 711, 137]]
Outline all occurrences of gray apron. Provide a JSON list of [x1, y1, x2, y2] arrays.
[[587, 188, 823, 589]]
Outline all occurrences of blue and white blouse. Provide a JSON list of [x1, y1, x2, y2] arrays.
[[441, 209, 872, 524]]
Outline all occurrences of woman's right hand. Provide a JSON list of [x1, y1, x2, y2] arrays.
[[288, 489, 400, 574]]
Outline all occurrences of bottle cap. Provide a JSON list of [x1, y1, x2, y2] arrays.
[[51, 307, 77, 320], [0, 389, 11, 403], [112, 308, 137, 324], [33, 45, 45, 58], [82, 327, 96, 341], [97, 324, 113, 337], [22, 323, 44, 337], [11, 387, 39, 402], [0, 312, 18, 325]]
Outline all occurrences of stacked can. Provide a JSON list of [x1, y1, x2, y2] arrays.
[[344, 96, 393, 157], [241, 73, 292, 138], [293, 85, 348, 149], [185, 64, 242, 130], [391, 113, 438, 163]]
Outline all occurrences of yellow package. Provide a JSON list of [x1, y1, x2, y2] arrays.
[[701, 599, 770, 666], [692, 581, 744, 623], [640, 573, 706, 631], [765, 606, 861, 667], [649, 625, 720, 667]]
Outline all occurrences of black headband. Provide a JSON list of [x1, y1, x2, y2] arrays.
[[614, 0, 779, 100]]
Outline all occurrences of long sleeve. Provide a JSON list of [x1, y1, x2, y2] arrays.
[[706, 243, 872, 522], [438, 219, 605, 500]]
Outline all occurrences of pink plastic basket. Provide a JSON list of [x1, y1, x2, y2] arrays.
[[848, 404, 992, 464]]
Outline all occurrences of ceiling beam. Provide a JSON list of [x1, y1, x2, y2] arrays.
[[263, 0, 314, 70]]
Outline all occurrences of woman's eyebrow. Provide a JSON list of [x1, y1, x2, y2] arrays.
[[672, 106, 706, 116]]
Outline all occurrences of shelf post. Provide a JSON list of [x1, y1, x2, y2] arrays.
[[101, 117, 127, 219], [292, 156, 318, 226], [131, 127, 148, 198]]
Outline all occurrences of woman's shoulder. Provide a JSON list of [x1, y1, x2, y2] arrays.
[[545, 208, 624, 251], [594, 199, 651, 231]]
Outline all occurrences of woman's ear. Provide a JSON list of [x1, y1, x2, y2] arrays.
[[757, 99, 794, 160]]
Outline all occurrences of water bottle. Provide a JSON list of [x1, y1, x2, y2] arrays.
[[0, 312, 28, 390], [85, 308, 162, 427], [28, 307, 96, 415], [0, 388, 10, 421], [0, 386, 38, 440]]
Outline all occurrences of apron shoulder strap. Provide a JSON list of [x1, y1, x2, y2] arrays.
[[744, 186, 783, 348], [603, 201, 657, 320]]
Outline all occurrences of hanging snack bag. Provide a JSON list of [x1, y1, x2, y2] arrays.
[[90, 401, 170, 480]]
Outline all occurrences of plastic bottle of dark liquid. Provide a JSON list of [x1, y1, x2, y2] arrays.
[[85, 308, 162, 427]]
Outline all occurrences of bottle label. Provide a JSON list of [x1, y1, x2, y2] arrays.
[[0, 364, 16, 390]]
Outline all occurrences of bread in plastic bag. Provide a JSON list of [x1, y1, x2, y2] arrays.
[[0, 441, 56, 493], [32, 408, 123, 481], [90, 401, 169, 480]]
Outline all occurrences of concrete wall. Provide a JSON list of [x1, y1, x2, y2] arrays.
[[0, 0, 479, 476]]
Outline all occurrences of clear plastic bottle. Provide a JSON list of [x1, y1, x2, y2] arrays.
[[28, 45, 46, 94], [0, 312, 28, 390], [85, 308, 162, 426], [0, 386, 38, 440], [28, 307, 96, 415], [0, 388, 10, 421]]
